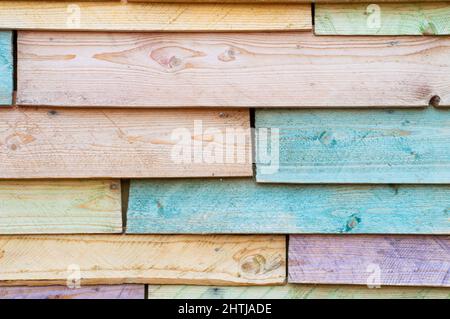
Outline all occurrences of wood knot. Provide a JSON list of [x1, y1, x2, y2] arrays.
[[429, 95, 441, 107], [9, 144, 17, 151], [240, 254, 266, 275], [47, 110, 58, 116]]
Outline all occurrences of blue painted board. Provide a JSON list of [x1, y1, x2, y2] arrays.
[[255, 107, 450, 184], [0, 32, 13, 105], [127, 179, 450, 234]]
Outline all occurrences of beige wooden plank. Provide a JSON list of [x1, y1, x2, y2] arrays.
[[0, 235, 286, 286], [0, 107, 252, 178]]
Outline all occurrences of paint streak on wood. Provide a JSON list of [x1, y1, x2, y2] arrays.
[[0, 32, 13, 105], [289, 235, 450, 287], [0, 107, 251, 178], [17, 32, 450, 107], [129, 0, 450, 3], [316, 3, 450, 35], [0, 2, 311, 31], [127, 179, 450, 234], [0, 180, 122, 234], [256, 107, 450, 184], [147, 284, 450, 299], [0, 285, 144, 299], [0, 235, 285, 286]]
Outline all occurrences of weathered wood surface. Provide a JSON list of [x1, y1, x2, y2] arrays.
[[0, 235, 285, 286], [0, 285, 145, 299], [127, 179, 450, 234], [316, 3, 450, 35], [0, 32, 13, 105], [289, 235, 450, 287], [256, 108, 450, 184], [0, 180, 122, 234], [17, 32, 450, 107], [147, 284, 450, 299], [0, 107, 251, 178], [0, 2, 311, 31]]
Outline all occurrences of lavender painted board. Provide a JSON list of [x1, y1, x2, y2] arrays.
[[289, 235, 450, 287]]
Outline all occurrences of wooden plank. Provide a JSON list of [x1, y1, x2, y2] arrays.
[[316, 3, 450, 35], [0, 107, 252, 178], [0, 285, 144, 299], [0, 179, 122, 234], [147, 284, 450, 299], [17, 32, 450, 107], [127, 179, 450, 234], [256, 107, 450, 184], [0, 32, 13, 105], [0, 2, 311, 31], [130, 0, 450, 3], [0, 235, 285, 286], [289, 235, 450, 287]]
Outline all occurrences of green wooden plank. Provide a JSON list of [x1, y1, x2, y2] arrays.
[[147, 284, 450, 299], [256, 107, 450, 184], [0, 32, 13, 105], [316, 3, 450, 35], [127, 179, 450, 234]]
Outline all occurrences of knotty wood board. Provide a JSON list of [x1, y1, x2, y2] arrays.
[[256, 107, 450, 184], [289, 235, 450, 287], [0, 235, 285, 286], [127, 179, 450, 234], [316, 3, 450, 35], [0, 2, 311, 31], [17, 32, 450, 107], [0, 107, 252, 178], [0, 32, 13, 105], [147, 284, 450, 299], [0, 179, 122, 234], [0, 285, 145, 299]]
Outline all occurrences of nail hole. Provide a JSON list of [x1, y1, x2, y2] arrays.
[[429, 95, 441, 107]]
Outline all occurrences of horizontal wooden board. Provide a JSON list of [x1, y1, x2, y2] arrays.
[[127, 179, 450, 234], [0, 235, 285, 286], [0, 2, 311, 31], [0, 285, 144, 299], [0, 32, 13, 105], [147, 284, 450, 299], [0, 107, 252, 178], [256, 107, 450, 184], [130, 0, 450, 3], [17, 32, 450, 107], [0, 179, 122, 234], [289, 235, 450, 287], [316, 3, 450, 35]]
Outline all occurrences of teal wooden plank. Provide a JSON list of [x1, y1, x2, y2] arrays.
[[255, 107, 450, 184], [127, 179, 450, 234], [0, 32, 13, 105]]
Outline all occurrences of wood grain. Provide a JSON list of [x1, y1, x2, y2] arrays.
[[17, 32, 450, 107], [0, 179, 122, 234], [0, 107, 252, 178], [0, 285, 145, 299], [256, 107, 450, 184], [316, 3, 450, 35], [289, 235, 450, 287], [0, 32, 13, 105], [127, 179, 450, 234], [0, 2, 311, 31], [0, 235, 285, 286], [147, 284, 450, 299]]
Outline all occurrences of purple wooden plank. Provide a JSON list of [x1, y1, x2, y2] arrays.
[[0, 285, 145, 299], [289, 235, 450, 287]]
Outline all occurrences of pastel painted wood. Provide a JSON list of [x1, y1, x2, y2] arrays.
[[17, 32, 450, 107], [127, 179, 450, 234], [0, 32, 13, 105], [256, 107, 450, 184], [0, 2, 311, 31], [316, 3, 450, 35], [0, 235, 285, 286], [0, 180, 122, 234], [147, 285, 450, 299], [0, 107, 251, 178], [0, 285, 145, 299], [289, 235, 450, 287]]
